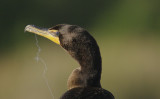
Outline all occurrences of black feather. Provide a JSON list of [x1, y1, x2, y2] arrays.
[[50, 24, 114, 99]]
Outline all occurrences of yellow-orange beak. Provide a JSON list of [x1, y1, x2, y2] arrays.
[[25, 25, 60, 45]]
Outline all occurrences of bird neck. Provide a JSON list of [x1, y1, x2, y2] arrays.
[[79, 50, 102, 87], [67, 44, 102, 89]]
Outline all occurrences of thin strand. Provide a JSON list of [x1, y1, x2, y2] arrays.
[[34, 34, 54, 99]]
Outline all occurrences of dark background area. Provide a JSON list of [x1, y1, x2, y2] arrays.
[[0, 0, 160, 99]]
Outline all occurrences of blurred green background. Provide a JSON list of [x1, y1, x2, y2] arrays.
[[0, 0, 160, 99]]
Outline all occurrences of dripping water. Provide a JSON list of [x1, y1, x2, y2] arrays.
[[34, 34, 54, 99]]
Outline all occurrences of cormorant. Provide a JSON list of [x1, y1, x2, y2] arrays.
[[25, 24, 114, 99]]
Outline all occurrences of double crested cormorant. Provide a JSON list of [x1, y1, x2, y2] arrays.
[[25, 24, 114, 99]]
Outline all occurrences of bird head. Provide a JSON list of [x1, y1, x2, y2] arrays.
[[25, 24, 101, 70]]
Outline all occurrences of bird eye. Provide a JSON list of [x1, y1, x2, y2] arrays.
[[56, 31, 59, 36]]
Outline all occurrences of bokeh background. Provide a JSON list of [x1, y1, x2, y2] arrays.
[[0, 0, 160, 99]]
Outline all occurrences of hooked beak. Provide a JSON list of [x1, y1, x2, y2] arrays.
[[25, 25, 60, 45]]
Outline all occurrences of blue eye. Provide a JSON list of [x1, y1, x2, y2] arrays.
[[56, 32, 59, 36]]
